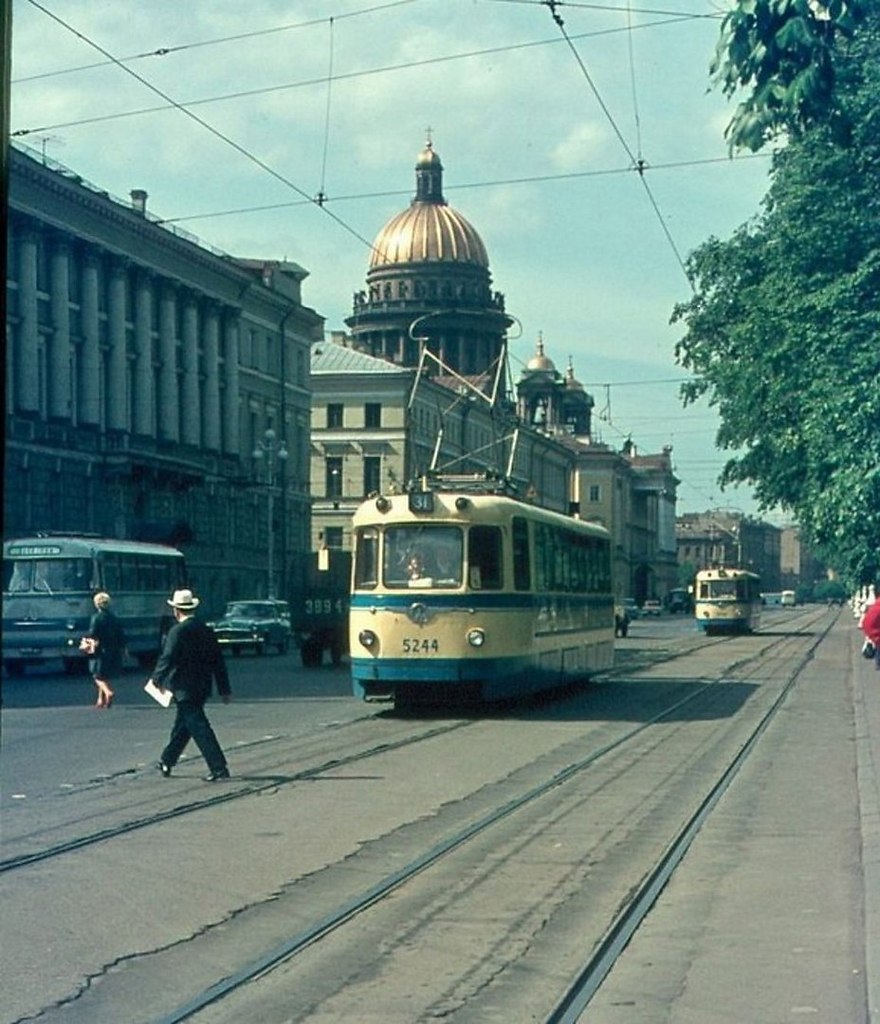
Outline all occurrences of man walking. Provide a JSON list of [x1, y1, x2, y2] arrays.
[[151, 589, 232, 781]]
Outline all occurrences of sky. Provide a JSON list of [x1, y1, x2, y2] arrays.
[[10, 0, 782, 520]]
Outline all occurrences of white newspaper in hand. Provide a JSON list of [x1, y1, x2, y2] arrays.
[[144, 680, 173, 707]]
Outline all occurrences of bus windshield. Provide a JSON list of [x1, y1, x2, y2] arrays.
[[383, 526, 463, 589], [3, 558, 94, 594]]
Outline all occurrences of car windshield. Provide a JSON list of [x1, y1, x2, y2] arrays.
[[226, 602, 275, 619]]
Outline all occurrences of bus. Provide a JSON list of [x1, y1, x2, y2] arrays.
[[349, 484, 614, 707], [2, 536, 187, 675], [694, 567, 762, 635]]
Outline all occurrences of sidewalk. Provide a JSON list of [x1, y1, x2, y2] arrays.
[[589, 611, 880, 1023], [855, 617, 880, 1022]]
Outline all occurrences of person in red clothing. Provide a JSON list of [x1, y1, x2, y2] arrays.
[[861, 593, 880, 669]]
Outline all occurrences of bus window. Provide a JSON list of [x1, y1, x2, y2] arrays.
[[32, 559, 92, 593], [354, 528, 379, 589], [468, 526, 503, 590], [512, 517, 531, 591]]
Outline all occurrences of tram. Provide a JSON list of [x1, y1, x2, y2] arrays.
[[2, 535, 187, 674], [349, 483, 614, 706], [693, 567, 762, 635]]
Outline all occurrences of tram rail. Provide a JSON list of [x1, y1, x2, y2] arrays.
[[146, 614, 834, 1023]]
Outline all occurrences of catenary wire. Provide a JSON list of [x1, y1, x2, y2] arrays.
[[11, 0, 422, 84], [11, 16, 704, 138], [543, 0, 691, 281], [22, 0, 380, 257]]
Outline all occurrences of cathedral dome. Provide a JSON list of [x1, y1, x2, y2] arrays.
[[525, 335, 556, 373], [368, 140, 489, 270]]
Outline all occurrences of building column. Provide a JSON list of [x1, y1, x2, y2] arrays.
[[78, 252, 101, 426], [158, 283, 180, 442], [48, 238, 72, 421], [222, 313, 240, 456], [202, 304, 221, 451], [133, 270, 154, 437], [16, 225, 40, 414], [106, 262, 128, 432], [180, 295, 201, 446]]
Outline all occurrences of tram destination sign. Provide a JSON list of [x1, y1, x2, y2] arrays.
[[8, 544, 63, 557]]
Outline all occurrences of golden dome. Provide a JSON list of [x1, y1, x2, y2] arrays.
[[525, 335, 556, 373], [368, 140, 489, 270]]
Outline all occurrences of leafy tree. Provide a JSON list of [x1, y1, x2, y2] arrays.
[[674, 14, 880, 587], [713, 0, 869, 151]]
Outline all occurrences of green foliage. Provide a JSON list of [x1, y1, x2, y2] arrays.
[[712, 0, 869, 151], [674, 16, 880, 587]]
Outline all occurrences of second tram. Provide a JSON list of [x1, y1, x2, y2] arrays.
[[349, 485, 614, 706], [694, 567, 762, 635]]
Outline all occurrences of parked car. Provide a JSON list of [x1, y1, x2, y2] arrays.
[[208, 600, 292, 656], [642, 599, 662, 616]]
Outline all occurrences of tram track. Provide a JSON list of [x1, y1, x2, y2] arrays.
[[0, 611, 822, 881], [0, 718, 477, 873], [142, 615, 834, 1024]]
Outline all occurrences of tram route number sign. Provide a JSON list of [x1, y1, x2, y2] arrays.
[[402, 637, 439, 654]]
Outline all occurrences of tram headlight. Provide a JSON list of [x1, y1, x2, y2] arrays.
[[358, 629, 378, 649], [375, 496, 391, 513], [466, 628, 485, 648], [455, 496, 470, 511]]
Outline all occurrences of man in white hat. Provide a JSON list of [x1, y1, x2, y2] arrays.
[[150, 589, 232, 781]]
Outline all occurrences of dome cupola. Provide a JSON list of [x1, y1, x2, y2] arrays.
[[347, 138, 510, 378]]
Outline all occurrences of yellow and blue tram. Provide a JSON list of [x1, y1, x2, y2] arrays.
[[349, 487, 614, 705], [694, 567, 762, 635]]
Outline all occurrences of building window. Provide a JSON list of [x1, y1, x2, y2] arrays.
[[589, 484, 602, 502], [363, 456, 381, 496], [327, 403, 343, 428], [324, 527, 343, 549], [364, 402, 381, 428], [326, 456, 342, 497]]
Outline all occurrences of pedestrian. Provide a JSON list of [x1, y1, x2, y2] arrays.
[[861, 590, 880, 670], [150, 588, 232, 781], [80, 591, 126, 708]]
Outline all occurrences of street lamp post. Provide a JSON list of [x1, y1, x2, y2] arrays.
[[253, 428, 288, 598]]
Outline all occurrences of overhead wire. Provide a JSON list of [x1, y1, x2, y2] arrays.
[[11, 16, 706, 139], [543, 0, 691, 282], [316, 18, 336, 207], [11, 0, 422, 84], [21, 0, 379, 256], [151, 152, 767, 227]]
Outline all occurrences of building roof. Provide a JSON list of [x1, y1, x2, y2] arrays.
[[311, 341, 411, 376]]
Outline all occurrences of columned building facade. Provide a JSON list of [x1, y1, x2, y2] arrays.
[[5, 144, 323, 615]]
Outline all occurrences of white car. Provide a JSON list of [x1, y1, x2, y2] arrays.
[[642, 599, 662, 616]]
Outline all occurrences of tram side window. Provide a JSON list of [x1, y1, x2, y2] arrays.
[[468, 526, 502, 590], [512, 517, 531, 591], [354, 528, 379, 589]]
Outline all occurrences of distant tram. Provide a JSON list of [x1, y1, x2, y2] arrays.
[[694, 567, 762, 635], [2, 536, 187, 675], [349, 484, 614, 707]]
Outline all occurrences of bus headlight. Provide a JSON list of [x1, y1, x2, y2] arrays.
[[358, 629, 378, 649], [466, 628, 485, 648]]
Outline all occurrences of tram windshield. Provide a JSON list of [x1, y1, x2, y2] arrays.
[[699, 578, 755, 601], [383, 526, 463, 589]]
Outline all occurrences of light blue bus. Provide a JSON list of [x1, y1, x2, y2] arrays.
[[2, 536, 187, 675]]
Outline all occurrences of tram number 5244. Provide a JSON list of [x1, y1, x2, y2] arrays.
[[402, 637, 439, 654]]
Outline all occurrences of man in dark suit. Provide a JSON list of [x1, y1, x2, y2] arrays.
[[151, 589, 232, 782]]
